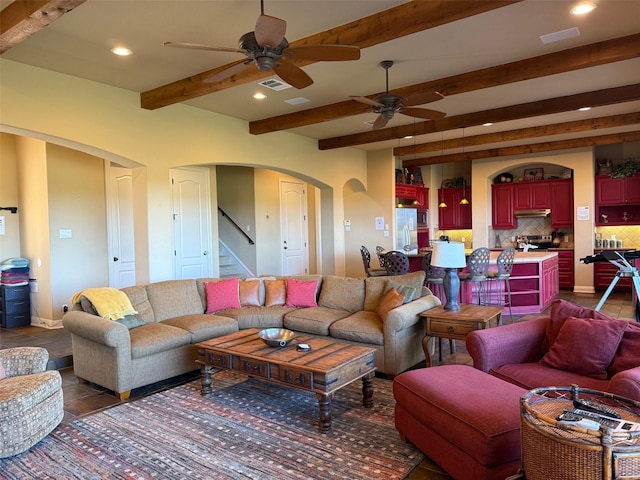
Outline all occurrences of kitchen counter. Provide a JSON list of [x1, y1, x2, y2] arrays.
[[495, 251, 557, 264]]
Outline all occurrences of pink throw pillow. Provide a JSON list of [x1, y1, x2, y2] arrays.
[[608, 322, 640, 377], [540, 316, 628, 379], [542, 299, 614, 353], [205, 278, 241, 313], [285, 278, 318, 308]]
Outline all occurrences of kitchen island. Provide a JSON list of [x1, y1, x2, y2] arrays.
[[462, 250, 559, 315]]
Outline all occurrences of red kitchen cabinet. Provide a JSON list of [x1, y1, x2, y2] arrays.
[[396, 184, 428, 208], [549, 179, 573, 228], [438, 187, 471, 230], [491, 184, 515, 229], [556, 250, 574, 289], [514, 182, 550, 210], [595, 175, 640, 225]]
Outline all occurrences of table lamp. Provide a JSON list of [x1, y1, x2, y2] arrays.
[[431, 241, 467, 311]]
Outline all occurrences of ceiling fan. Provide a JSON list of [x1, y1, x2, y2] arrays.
[[163, 0, 360, 89], [350, 60, 446, 130]]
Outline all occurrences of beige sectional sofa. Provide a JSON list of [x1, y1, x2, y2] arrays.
[[63, 272, 441, 399]]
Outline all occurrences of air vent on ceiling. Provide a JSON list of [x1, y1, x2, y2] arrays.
[[285, 97, 310, 105], [540, 27, 580, 44], [257, 79, 292, 91]]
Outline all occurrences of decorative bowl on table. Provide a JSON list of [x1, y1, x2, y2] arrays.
[[258, 328, 296, 347]]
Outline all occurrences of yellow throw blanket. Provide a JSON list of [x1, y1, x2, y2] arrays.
[[72, 287, 138, 321]]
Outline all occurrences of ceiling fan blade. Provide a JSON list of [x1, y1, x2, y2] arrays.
[[349, 96, 384, 108], [254, 14, 286, 47], [204, 60, 252, 83], [372, 115, 389, 130], [402, 91, 445, 107], [163, 42, 243, 54], [287, 45, 360, 62], [400, 107, 447, 120], [273, 61, 313, 89]]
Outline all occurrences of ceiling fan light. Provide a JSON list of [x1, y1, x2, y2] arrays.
[[111, 46, 132, 56], [570, 1, 597, 15]]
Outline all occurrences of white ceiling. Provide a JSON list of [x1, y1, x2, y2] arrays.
[[2, 0, 639, 159]]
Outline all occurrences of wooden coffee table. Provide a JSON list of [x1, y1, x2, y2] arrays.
[[196, 329, 376, 433]]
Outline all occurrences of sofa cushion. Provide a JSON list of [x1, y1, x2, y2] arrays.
[[285, 278, 318, 308], [0, 370, 61, 414], [377, 288, 404, 322], [129, 323, 192, 359], [205, 278, 241, 313], [121, 285, 155, 323], [383, 279, 416, 304], [318, 275, 365, 313], [161, 314, 238, 343], [540, 316, 627, 379], [608, 322, 640, 377], [364, 271, 426, 312], [239, 280, 261, 307], [491, 362, 611, 392], [542, 299, 614, 352], [145, 280, 203, 322], [284, 307, 351, 335], [264, 280, 286, 306], [217, 306, 296, 329], [330, 311, 384, 346]]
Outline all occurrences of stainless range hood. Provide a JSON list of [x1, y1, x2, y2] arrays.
[[514, 209, 551, 218]]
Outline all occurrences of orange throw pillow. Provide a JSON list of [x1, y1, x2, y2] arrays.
[[264, 279, 286, 307], [239, 280, 261, 307], [377, 288, 404, 322]]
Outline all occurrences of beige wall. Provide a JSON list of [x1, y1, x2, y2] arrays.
[[0, 59, 376, 323], [0, 134, 20, 258]]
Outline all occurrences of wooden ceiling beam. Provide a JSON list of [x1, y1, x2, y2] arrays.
[[0, 0, 85, 54], [250, 33, 640, 135], [402, 131, 640, 167], [318, 83, 640, 150], [393, 112, 640, 157], [140, 0, 520, 110]]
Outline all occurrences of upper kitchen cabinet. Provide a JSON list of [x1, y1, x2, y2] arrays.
[[514, 182, 550, 210], [438, 187, 471, 230], [549, 179, 574, 229], [595, 175, 640, 225], [492, 183, 515, 229], [396, 184, 428, 208]]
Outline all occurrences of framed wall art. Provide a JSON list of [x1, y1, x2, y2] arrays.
[[523, 168, 544, 181]]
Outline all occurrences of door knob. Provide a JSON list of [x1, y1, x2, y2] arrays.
[[113, 257, 119, 262]]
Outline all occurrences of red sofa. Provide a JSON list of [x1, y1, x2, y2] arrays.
[[466, 299, 640, 401]]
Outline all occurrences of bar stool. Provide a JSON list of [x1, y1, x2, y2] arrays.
[[486, 247, 515, 322], [375, 245, 387, 269], [360, 245, 388, 277], [459, 247, 490, 305], [384, 250, 410, 275]]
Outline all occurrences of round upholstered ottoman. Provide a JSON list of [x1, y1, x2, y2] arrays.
[[393, 365, 526, 480]]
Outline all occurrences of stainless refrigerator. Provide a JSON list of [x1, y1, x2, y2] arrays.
[[395, 208, 418, 251]]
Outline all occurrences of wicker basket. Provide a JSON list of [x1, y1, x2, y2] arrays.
[[520, 385, 640, 480]]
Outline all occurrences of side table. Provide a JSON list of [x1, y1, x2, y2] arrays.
[[420, 304, 503, 367]]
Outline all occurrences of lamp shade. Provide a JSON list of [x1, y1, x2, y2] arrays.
[[431, 241, 467, 268]]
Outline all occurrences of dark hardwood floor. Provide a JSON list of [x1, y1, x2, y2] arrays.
[[0, 289, 636, 479]]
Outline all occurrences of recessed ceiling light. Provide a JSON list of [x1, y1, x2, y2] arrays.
[[404, 135, 413, 139], [483, 122, 493, 127], [111, 46, 132, 56], [578, 106, 591, 111], [570, 1, 597, 15], [253, 93, 267, 100]]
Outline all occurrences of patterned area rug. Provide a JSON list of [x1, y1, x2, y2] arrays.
[[1, 372, 424, 479]]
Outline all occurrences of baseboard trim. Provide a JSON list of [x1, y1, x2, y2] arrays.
[[31, 316, 64, 329]]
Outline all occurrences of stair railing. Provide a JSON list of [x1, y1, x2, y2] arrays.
[[218, 206, 255, 245]]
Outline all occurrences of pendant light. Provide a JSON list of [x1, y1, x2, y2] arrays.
[[438, 132, 447, 208], [460, 127, 469, 205]]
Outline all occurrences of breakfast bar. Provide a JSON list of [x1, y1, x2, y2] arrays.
[[462, 251, 559, 315]]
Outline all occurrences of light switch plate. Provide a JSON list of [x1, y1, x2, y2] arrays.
[[59, 229, 72, 239]]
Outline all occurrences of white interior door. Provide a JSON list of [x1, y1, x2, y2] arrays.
[[171, 167, 212, 279], [107, 164, 136, 288], [280, 179, 308, 275]]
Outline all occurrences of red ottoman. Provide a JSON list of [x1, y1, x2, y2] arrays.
[[393, 365, 526, 480]]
